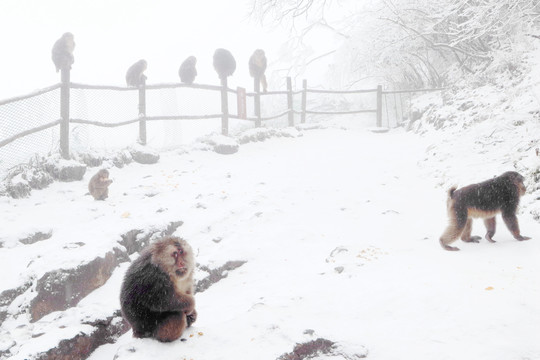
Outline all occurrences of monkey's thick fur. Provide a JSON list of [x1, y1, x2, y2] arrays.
[[439, 171, 530, 251], [249, 49, 268, 92], [179, 56, 197, 84], [120, 237, 197, 342], [126, 59, 147, 87], [52, 32, 75, 72], [88, 169, 112, 201], [213, 48, 236, 79]]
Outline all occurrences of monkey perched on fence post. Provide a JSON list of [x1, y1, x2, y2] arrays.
[[120, 236, 197, 342], [213, 48, 236, 81], [52, 32, 75, 73], [126, 59, 147, 87], [439, 171, 531, 251], [88, 169, 113, 200], [213, 48, 236, 136], [249, 49, 268, 93], [179, 56, 197, 84]]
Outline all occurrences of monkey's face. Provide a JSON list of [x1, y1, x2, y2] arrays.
[[511, 173, 527, 196], [140, 60, 148, 71], [517, 180, 526, 196], [171, 243, 191, 276], [153, 238, 194, 278], [63, 33, 75, 50], [98, 170, 110, 181]]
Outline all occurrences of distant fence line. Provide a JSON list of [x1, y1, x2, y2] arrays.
[[0, 68, 443, 165]]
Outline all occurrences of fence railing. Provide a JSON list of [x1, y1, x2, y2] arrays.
[[0, 68, 444, 170]]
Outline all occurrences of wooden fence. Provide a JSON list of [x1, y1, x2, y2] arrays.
[[0, 67, 443, 162]]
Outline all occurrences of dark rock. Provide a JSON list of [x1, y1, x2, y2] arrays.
[[19, 231, 53, 245], [196, 260, 247, 293], [277, 338, 368, 360], [236, 128, 300, 145], [45, 161, 87, 182], [35, 312, 130, 360], [30, 249, 128, 322], [0, 282, 32, 326], [78, 153, 104, 167], [130, 148, 159, 165], [214, 142, 239, 155], [277, 338, 336, 360], [202, 135, 239, 155], [6, 179, 31, 199], [458, 101, 474, 111], [26, 169, 54, 190], [112, 150, 133, 168], [411, 110, 423, 121]]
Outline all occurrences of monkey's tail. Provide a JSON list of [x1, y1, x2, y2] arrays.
[[261, 75, 268, 93], [448, 186, 458, 199]]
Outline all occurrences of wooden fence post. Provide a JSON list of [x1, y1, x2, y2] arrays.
[[60, 68, 70, 159], [220, 77, 229, 136], [376, 84, 383, 127], [301, 79, 307, 124], [138, 78, 147, 145], [287, 77, 294, 127], [254, 76, 261, 127]]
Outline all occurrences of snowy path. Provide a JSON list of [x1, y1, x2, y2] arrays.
[[2, 126, 539, 360]]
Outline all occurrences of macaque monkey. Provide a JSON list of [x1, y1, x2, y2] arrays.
[[126, 59, 147, 87], [249, 49, 268, 93], [213, 48, 236, 80], [88, 169, 113, 201], [120, 237, 197, 342], [51, 32, 75, 72], [439, 171, 531, 251], [179, 56, 197, 84]]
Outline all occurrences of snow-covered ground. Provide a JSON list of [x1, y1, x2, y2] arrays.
[[1, 114, 539, 359]]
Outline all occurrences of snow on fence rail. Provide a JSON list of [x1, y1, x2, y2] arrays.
[[0, 70, 443, 171]]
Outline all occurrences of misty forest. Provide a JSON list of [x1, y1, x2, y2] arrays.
[[1, 0, 540, 359]]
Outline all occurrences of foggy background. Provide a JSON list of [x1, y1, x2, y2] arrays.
[[0, 0, 351, 99], [0, 0, 284, 98]]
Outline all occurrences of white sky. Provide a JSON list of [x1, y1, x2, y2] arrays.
[[0, 0, 289, 98]]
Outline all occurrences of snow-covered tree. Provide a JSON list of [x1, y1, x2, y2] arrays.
[[251, 0, 540, 89]]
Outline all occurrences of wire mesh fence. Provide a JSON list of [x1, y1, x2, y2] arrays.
[[0, 86, 61, 171], [0, 76, 442, 177], [70, 85, 139, 152]]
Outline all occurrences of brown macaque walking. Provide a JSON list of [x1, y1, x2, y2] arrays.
[[51, 32, 75, 72], [126, 59, 147, 87], [249, 49, 268, 93], [440, 171, 531, 251], [120, 237, 197, 342], [88, 169, 113, 200]]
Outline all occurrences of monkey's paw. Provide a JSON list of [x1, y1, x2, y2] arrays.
[[187, 310, 197, 327], [485, 235, 496, 243], [442, 244, 460, 251], [462, 236, 481, 243], [516, 235, 531, 241]]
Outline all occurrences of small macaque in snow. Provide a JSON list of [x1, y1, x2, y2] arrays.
[[126, 59, 147, 87], [249, 49, 268, 93], [120, 236, 197, 342], [439, 171, 531, 251], [178, 56, 197, 84], [213, 48, 236, 80], [51, 32, 75, 72], [88, 169, 113, 201]]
